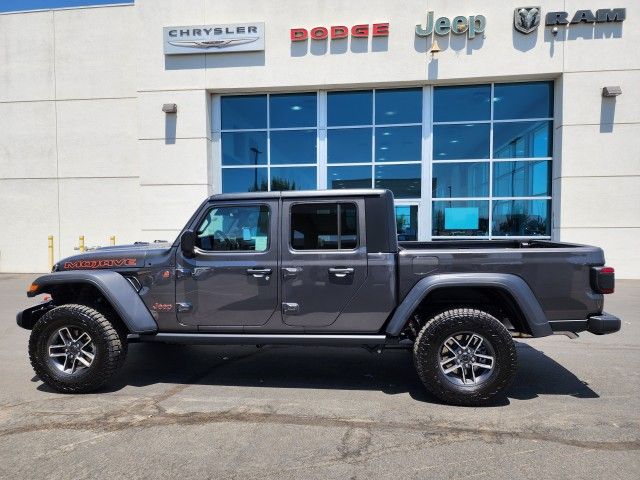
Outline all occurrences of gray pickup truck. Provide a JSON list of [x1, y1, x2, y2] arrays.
[[17, 189, 620, 405]]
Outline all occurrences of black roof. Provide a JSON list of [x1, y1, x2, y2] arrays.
[[208, 189, 391, 201]]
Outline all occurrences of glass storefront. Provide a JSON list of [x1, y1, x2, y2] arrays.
[[214, 81, 553, 240]]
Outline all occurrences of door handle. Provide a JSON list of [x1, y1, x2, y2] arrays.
[[282, 267, 301, 278], [246, 268, 272, 278], [328, 267, 355, 278]]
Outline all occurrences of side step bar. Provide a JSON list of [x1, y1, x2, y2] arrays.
[[138, 333, 389, 346]]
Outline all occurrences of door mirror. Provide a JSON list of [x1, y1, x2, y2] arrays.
[[180, 230, 196, 258]]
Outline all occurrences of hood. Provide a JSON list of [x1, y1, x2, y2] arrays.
[[54, 241, 172, 272]]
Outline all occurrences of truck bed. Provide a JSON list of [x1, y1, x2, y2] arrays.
[[397, 240, 605, 322]]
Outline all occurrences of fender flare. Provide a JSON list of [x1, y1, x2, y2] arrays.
[[385, 273, 553, 337], [27, 270, 158, 334]]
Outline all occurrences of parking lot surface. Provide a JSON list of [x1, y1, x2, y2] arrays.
[[0, 273, 638, 479]]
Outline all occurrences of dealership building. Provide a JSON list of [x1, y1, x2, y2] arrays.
[[1, 0, 639, 277]]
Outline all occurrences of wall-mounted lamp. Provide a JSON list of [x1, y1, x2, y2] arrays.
[[551, 26, 559, 36], [162, 103, 178, 113], [429, 39, 441, 55], [602, 86, 622, 98]]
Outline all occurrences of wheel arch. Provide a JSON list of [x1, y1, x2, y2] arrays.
[[385, 273, 552, 338], [25, 271, 157, 334]]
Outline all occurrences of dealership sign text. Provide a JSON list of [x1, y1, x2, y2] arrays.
[[291, 23, 389, 41], [163, 23, 265, 55], [416, 11, 486, 39]]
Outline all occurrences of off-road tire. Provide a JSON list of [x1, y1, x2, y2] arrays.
[[29, 304, 128, 393], [413, 308, 517, 406]]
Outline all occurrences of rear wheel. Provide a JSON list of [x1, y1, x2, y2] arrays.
[[413, 308, 517, 406], [29, 304, 127, 393]]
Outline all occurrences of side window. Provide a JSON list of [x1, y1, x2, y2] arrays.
[[290, 203, 358, 250], [196, 205, 270, 252]]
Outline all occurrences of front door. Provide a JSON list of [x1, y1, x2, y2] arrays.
[[175, 200, 279, 328], [280, 199, 367, 327]]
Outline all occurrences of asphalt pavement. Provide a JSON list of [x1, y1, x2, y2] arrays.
[[0, 273, 638, 479]]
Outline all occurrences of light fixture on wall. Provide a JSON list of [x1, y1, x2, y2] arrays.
[[162, 103, 178, 113], [602, 86, 622, 97], [429, 39, 441, 55]]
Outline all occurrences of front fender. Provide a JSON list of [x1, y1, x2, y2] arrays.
[[385, 273, 553, 338], [25, 270, 158, 334]]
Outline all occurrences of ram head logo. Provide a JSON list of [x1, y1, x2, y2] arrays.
[[168, 37, 259, 49], [514, 7, 541, 34]]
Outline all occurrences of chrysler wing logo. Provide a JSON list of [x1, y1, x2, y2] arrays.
[[514, 6, 541, 34], [168, 37, 259, 49]]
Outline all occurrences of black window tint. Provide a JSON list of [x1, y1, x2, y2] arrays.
[[340, 203, 358, 249], [196, 205, 270, 251], [290, 203, 358, 250]]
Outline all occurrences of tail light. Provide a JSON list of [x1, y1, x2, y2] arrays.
[[591, 266, 615, 294]]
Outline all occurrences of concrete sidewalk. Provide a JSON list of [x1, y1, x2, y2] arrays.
[[0, 274, 638, 479]]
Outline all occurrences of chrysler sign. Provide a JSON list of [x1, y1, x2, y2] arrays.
[[163, 23, 265, 55]]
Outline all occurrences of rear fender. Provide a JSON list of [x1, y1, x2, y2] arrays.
[[385, 273, 553, 337], [23, 270, 158, 334]]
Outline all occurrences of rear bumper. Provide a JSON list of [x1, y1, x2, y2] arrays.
[[549, 312, 621, 335]]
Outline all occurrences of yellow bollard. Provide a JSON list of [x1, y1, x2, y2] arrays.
[[47, 235, 54, 271], [109, 235, 116, 246], [79, 235, 85, 253]]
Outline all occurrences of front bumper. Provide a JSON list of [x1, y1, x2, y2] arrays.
[[549, 312, 621, 335], [16, 301, 54, 330]]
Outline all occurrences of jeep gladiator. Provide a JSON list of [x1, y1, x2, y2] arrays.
[[17, 189, 620, 405]]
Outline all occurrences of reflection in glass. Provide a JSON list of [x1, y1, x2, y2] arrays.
[[375, 88, 422, 125], [222, 168, 268, 193], [493, 82, 553, 120], [432, 162, 489, 198], [270, 92, 317, 128], [221, 95, 267, 130], [221, 131, 268, 166], [493, 121, 552, 158], [328, 165, 372, 189], [327, 90, 373, 126], [433, 123, 490, 160], [271, 166, 316, 191], [328, 128, 372, 164], [493, 161, 550, 197], [434, 85, 491, 122], [340, 203, 358, 249], [375, 126, 421, 162], [270, 130, 317, 164], [492, 200, 550, 236], [395, 205, 418, 241], [375, 164, 421, 199], [432, 200, 489, 236]]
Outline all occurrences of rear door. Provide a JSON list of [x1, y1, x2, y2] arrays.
[[175, 200, 279, 327], [280, 198, 367, 327]]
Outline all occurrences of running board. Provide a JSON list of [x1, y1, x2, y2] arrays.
[[138, 333, 389, 346]]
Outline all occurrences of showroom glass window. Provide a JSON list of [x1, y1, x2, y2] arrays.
[[327, 88, 423, 240], [220, 93, 318, 192], [432, 81, 552, 237], [217, 81, 553, 241]]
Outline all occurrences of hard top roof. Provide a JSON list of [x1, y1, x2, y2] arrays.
[[208, 189, 390, 201]]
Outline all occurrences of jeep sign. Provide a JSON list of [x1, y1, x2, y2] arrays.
[[163, 23, 265, 55]]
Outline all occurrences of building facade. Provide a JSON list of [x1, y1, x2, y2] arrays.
[[1, 0, 639, 277]]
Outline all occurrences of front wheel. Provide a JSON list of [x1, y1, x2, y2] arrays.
[[413, 308, 517, 406], [28, 304, 128, 393]]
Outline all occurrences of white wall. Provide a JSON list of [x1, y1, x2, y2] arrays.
[[1, 0, 639, 276], [0, 4, 138, 272]]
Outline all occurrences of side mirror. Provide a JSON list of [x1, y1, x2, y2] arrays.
[[180, 230, 196, 258]]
